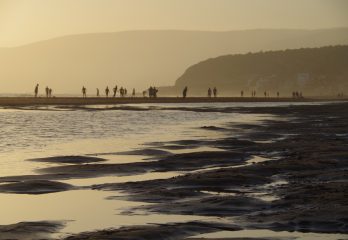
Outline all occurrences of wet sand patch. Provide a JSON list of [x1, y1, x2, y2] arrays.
[[0, 180, 74, 194], [0, 221, 65, 240], [28, 155, 106, 164], [63, 221, 241, 240], [93, 102, 348, 237]]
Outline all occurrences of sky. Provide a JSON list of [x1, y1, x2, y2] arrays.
[[0, 0, 348, 47]]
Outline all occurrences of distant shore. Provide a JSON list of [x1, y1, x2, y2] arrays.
[[0, 96, 346, 106]]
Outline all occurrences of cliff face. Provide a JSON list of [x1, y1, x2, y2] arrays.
[[174, 46, 348, 96], [1, 28, 348, 94]]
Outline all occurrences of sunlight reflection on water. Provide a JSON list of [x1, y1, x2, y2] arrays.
[[0, 102, 334, 238]]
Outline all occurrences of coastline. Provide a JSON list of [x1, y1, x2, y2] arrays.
[[0, 96, 346, 106]]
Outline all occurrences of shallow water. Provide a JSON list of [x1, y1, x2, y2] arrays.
[[0, 102, 344, 239], [0, 105, 238, 176], [0, 102, 265, 236], [0, 101, 279, 177], [0, 189, 215, 238]]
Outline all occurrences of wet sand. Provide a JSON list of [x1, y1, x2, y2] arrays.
[[0, 96, 345, 106], [0, 102, 347, 239], [0, 221, 65, 240]]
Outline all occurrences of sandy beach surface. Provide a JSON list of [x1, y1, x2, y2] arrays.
[[0, 101, 347, 240], [0, 96, 346, 106]]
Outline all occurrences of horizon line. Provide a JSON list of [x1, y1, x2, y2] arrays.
[[1, 26, 348, 49]]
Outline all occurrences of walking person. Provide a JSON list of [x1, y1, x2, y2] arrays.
[[183, 86, 188, 98], [153, 87, 158, 98], [45, 86, 49, 98], [34, 84, 39, 97], [213, 87, 217, 97], [113, 85, 118, 97], [148, 86, 153, 98], [105, 86, 109, 97], [82, 86, 87, 98], [120, 87, 124, 97]]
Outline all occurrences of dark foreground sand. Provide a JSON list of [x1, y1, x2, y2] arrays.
[[0, 102, 347, 239], [0, 96, 345, 106]]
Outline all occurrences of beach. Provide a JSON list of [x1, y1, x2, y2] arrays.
[[0, 96, 345, 107], [0, 101, 347, 239]]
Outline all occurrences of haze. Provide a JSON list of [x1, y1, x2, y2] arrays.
[[0, 0, 347, 95], [1, 0, 347, 47]]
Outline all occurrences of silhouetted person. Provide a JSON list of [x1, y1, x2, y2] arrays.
[[113, 86, 118, 97], [82, 86, 87, 98], [213, 87, 217, 97], [208, 88, 212, 97], [96, 88, 100, 97], [34, 84, 39, 97], [120, 87, 124, 97], [153, 87, 158, 98], [49, 88, 52, 97], [183, 86, 188, 98], [277, 92, 279, 98], [241, 90, 244, 97], [264, 91, 267, 98], [148, 87, 152, 98], [45, 86, 49, 98], [132, 88, 136, 97], [105, 86, 109, 97], [124, 88, 128, 96]]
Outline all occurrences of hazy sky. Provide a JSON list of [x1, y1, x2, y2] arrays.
[[0, 0, 348, 47]]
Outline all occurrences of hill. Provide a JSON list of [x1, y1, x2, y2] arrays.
[[1, 29, 348, 94], [173, 45, 348, 97]]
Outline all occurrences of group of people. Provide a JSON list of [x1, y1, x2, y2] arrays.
[[45, 86, 53, 98], [34, 84, 53, 98], [185, 86, 217, 98], [292, 91, 303, 98], [33, 84, 314, 99], [207, 87, 218, 97], [85, 86, 136, 98], [148, 86, 159, 98], [248, 90, 280, 98]]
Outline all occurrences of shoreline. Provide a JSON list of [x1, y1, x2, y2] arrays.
[[0, 96, 346, 106]]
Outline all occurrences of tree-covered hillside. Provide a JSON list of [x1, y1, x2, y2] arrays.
[[174, 46, 348, 96]]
